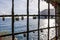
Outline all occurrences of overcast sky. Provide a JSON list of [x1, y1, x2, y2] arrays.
[[0, 0, 54, 15]]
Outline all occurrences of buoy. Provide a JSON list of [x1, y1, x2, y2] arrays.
[[51, 16, 53, 18], [33, 31, 35, 33], [21, 16, 24, 20], [15, 15, 19, 21], [33, 16, 36, 19], [2, 16, 5, 21], [23, 33, 27, 37], [40, 29, 43, 32], [44, 16, 47, 19], [15, 16, 19, 21], [15, 14, 19, 21]]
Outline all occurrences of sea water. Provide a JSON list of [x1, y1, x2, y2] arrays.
[[0, 18, 55, 40]]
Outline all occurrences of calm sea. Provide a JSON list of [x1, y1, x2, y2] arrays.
[[0, 18, 55, 40]]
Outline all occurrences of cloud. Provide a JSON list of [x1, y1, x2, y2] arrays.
[[0, 0, 12, 15]]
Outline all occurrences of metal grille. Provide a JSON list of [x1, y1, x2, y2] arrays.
[[0, 0, 58, 40]]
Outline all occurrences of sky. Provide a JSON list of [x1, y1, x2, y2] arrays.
[[0, 0, 54, 15]]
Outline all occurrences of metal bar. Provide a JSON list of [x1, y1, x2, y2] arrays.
[[0, 27, 56, 37], [48, 0, 50, 40], [12, 0, 14, 40], [38, 0, 40, 40], [0, 15, 56, 17], [0, 0, 57, 40], [27, 0, 29, 40], [55, 4, 58, 40]]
